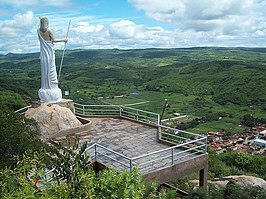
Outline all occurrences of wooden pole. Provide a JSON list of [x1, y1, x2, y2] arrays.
[[58, 19, 71, 82]]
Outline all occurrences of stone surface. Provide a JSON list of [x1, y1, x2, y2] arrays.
[[53, 117, 200, 176], [32, 99, 75, 113], [25, 103, 81, 140], [208, 175, 266, 188]]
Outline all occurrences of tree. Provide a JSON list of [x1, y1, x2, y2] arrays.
[[240, 114, 258, 127], [0, 90, 25, 111], [0, 110, 44, 168], [224, 180, 266, 199]]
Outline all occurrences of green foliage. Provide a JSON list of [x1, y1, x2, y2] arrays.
[[182, 181, 266, 199], [185, 187, 208, 199], [0, 152, 48, 198], [0, 141, 175, 199], [208, 152, 231, 178], [0, 90, 25, 111], [50, 139, 93, 199], [240, 114, 266, 127], [0, 110, 44, 168], [95, 168, 145, 199], [220, 152, 266, 179], [176, 118, 201, 130], [223, 180, 266, 199], [208, 151, 266, 180]]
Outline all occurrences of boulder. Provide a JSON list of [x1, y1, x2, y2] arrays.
[[209, 175, 266, 189], [25, 103, 81, 140]]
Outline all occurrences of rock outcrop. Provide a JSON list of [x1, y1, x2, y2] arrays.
[[25, 103, 81, 141], [208, 175, 266, 189]]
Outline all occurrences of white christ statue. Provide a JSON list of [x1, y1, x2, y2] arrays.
[[37, 17, 68, 103]]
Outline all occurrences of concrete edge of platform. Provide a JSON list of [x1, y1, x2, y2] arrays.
[[142, 153, 208, 187]]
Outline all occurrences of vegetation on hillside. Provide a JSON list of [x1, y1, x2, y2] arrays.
[[0, 109, 44, 168], [1, 47, 265, 133]]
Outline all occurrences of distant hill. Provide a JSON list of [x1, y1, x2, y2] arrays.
[[0, 47, 265, 108]]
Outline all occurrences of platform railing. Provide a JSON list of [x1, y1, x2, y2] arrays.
[[85, 143, 133, 171], [14, 105, 32, 115], [84, 135, 206, 175], [132, 137, 207, 174], [158, 125, 206, 144], [74, 103, 160, 126]]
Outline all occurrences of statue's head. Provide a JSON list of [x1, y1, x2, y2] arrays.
[[39, 17, 49, 32]]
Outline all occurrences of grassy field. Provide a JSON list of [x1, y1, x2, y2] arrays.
[[1, 47, 265, 135]]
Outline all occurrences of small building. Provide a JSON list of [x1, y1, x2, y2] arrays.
[[64, 90, 69, 96], [254, 139, 266, 147], [258, 130, 266, 138]]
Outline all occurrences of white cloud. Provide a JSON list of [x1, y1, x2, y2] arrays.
[[42, 0, 72, 7], [0, 0, 72, 7], [129, 0, 186, 22], [0, 0, 38, 7], [1, 0, 266, 54], [108, 20, 177, 48], [109, 20, 139, 39], [128, 0, 266, 48], [129, 0, 262, 35], [72, 22, 104, 33], [255, 29, 266, 36], [0, 11, 37, 53], [0, 11, 35, 37]]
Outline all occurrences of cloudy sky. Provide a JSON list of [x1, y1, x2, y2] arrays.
[[0, 0, 265, 54]]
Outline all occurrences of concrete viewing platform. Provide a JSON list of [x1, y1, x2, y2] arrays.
[[53, 115, 208, 186], [16, 101, 208, 187]]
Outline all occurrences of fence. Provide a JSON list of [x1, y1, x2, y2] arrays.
[[83, 134, 206, 175], [74, 103, 160, 126], [14, 105, 32, 115]]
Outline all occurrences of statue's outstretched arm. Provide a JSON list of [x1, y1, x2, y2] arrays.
[[49, 30, 68, 43]]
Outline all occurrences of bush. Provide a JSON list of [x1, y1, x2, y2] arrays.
[[0, 110, 44, 168], [0, 142, 173, 199]]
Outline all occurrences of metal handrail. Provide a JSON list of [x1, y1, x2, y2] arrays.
[[96, 152, 130, 169], [14, 105, 32, 114], [74, 103, 160, 125], [132, 137, 206, 161], [85, 143, 133, 171], [159, 124, 206, 138], [95, 144, 132, 161]]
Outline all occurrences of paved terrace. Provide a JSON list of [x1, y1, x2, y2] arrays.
[[53, 117, 205, 177], [16, 102, 208, 186]]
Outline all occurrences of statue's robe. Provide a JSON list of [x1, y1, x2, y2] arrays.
[[37, 29, 62, 103]]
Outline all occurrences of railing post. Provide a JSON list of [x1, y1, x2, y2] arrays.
[[130, 159, 133, 172], [136, 110, 139, 121], [119, 107, 122, 117], [157, 114, 161, 141], [82, 105, 85, 115], [171, 148, 174, 165], [94, 144, 97, 161], [45, 174, 48, 183], [205, 136, 208, 153], [157, 126, 162, 141]]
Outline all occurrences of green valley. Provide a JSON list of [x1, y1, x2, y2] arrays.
[[0, 47, 265, 134]]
